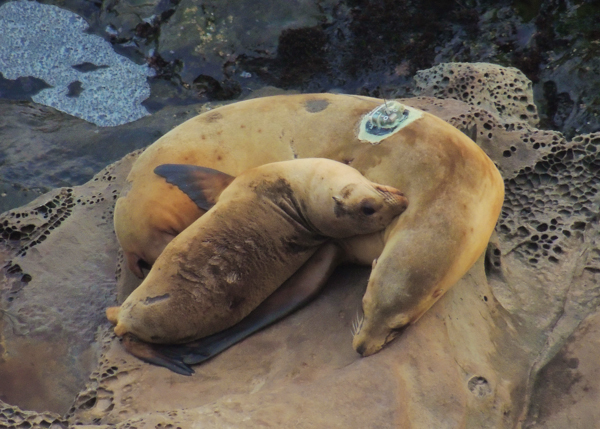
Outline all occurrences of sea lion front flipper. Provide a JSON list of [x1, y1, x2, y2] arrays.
[[149, 243, 344, 370], [106, 306, 120, 325], [154, 164, 235, 211], [121, 334, 195, 376]]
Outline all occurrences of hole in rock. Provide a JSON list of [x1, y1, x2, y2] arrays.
[[467, 376, 492, 397], [80, 396, 97, 410]]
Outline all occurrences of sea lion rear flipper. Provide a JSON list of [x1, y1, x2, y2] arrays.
[[125, 251, 146, 279], [156, 243, 344, 368], [154, 164, 235, 211], [121, 334, 195, 376]]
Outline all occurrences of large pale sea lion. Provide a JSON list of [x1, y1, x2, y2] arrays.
[[110, 158, 407, 341], [113, 94, 504, 369]]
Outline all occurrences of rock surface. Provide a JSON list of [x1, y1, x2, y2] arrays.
[[0, 96, 222, 410], [525, 311, 600, 428], [1, 63, 600, 427], [0, 98, 212, 214]]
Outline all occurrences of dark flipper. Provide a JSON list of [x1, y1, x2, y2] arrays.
[[121, 334, 195, 376], [154, 164, 235, 211], [142, 242, 344, 373]]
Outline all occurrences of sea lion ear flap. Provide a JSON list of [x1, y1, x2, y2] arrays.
[[154, 164, 235, 211]]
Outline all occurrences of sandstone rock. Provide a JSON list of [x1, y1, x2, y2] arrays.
[[524, 311, 600, 428], [413, 62, 539, 127], [0, 154, 135, 414], [0, 399, 66, 428]]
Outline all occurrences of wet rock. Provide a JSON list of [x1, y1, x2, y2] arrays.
[[0, 75, 52, 101], [531, 1, 600, 138], [0, 99, 208, 213], [156, 0, 335, 83], [424, 1, 600, 137], [26, 0, 596, 137]]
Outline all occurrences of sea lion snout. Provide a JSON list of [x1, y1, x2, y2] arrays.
[[352, 318, 407, 357], [352, 278, 412, 357], [352, 321, 387, 357], [373, 185, 408, 209]]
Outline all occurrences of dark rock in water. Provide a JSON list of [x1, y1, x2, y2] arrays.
[[0, 75, 52, 101], [6, 0, 598, 135]]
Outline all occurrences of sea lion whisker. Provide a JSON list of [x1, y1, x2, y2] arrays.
[[377, 189, 401, 202], [351, 309, 364, 337]]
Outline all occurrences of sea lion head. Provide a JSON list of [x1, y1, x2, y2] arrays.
[[328, 182, 408, 237], [351, 252, 425, 357], [301, 159, 408, 239], [351, 286, 411, 357]]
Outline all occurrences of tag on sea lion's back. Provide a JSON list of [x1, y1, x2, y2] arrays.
[[358, 101, 423, 144]]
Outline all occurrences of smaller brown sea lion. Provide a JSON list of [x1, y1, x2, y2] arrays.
[[108, 158, 407, 373]]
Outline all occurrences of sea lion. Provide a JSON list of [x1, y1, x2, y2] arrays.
[[113, 94, 504, 367], [109, 159, 407, 348]]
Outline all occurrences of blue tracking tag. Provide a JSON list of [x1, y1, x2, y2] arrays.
[[358, 101, 423, 144]]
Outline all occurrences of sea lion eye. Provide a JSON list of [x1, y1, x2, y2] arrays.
[[362, 205, 376, 216]]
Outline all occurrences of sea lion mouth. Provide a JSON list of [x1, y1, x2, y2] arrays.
[[385, 325, 409, 345], [353, 320, 409, 356]]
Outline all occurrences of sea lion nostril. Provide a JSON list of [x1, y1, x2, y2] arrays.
[[355, 344, 367, 355]]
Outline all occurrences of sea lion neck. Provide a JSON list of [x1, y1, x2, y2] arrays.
[[249, 176, 327, 240]]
